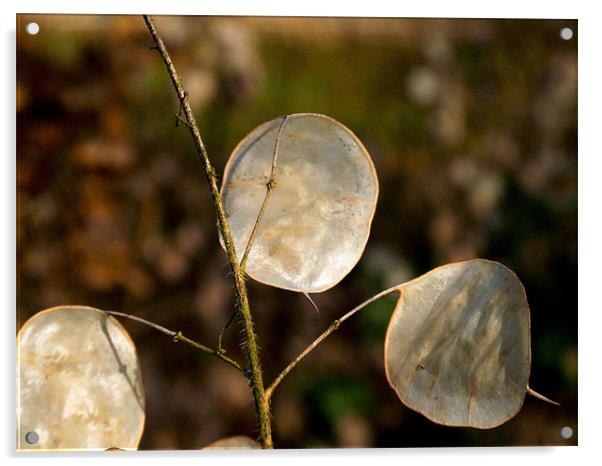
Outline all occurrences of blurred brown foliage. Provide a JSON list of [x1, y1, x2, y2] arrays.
[[17, 15, 577, 448]]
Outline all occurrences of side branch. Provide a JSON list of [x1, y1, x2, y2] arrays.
[[240, 115, 289, 272], [103, 310, 244, 374], [265, 286, 401, 400]]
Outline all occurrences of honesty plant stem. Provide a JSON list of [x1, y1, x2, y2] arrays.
[[143, 15, 273, 448]]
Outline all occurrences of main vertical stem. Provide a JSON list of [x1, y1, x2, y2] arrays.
[[143, 15, 272, 448]]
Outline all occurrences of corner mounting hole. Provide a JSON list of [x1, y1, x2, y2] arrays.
[[25, 431, 39, 444], [560, 426, 573, 439], [560, 27, 573, 40], [26, 22, 40, 35]]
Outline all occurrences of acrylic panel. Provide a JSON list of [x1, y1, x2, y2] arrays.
[[16, 14, 577, 450]]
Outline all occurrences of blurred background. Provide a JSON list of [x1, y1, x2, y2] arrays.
[[16, 15, 577, 448]]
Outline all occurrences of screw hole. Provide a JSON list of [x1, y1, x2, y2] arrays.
[[560, 426, 573, 439], [560, 27, 573, 40], [25, 431, 39, 444], [26, 22, 40, 35]]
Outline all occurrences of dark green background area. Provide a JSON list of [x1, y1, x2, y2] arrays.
[[17, 15, 577, 448]]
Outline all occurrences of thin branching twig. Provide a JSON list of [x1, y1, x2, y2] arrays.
[[103, 310, 245, 374], [265, 286, 401, 400], [217, 308, 239, 353], [143, 15, 273, 448]]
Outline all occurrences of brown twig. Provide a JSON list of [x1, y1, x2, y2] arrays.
[[265, 286, 401, 400], [103, 310, 245, 374], [143, 15, 273, 448], [217, 308, 239, 353]]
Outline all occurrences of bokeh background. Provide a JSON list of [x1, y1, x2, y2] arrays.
[[16, 15, 577, 448]]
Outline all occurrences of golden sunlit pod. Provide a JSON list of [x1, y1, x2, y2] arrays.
[[203, 435, 261, 450], [17, 306, 145, 451], [221, 113, 378, 293], [384, 259, 531, 429]]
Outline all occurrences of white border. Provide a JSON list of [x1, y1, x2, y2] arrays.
[[3, 1, 599, 466], [7, 0, 582, 18]]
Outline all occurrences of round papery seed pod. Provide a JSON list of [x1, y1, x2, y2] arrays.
[[203, 435, 261, 450], [17, 306, 145, 451], [221, 113, 379, 293], [384, 259, 531, 429]]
